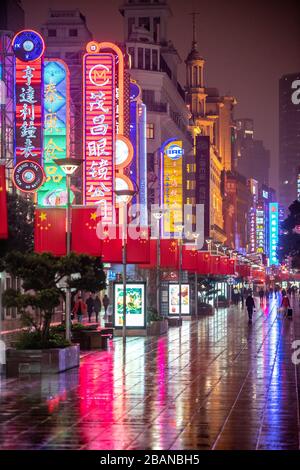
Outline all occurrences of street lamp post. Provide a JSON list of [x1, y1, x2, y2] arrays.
[[175, 224, 185, 321], [115, 188, 137, 340], [152, 209, 165, 314], [55, 158, 82, 342], [191, 233, 200, 317]]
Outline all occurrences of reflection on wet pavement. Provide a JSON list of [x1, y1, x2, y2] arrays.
[[0, 298, 300, 450]]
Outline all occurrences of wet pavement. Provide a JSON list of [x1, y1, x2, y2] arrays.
[[0, 297, 300, 450]]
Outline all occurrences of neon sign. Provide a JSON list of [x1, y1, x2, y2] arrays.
[[256, 205, 265, 254], [161, 139, 184, 236], [269, 202, 279, 265], [83, 51, 115, 220], [38, 59, 69, 206], [12, 30, 45, 192]]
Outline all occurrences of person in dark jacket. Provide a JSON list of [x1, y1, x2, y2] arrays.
[[103, 294, 110, 320], [246, 294, 255, 322], [94, 295, 102, 323], [86, 294, 95, 323]]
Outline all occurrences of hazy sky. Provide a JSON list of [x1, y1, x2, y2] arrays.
[[22, 0, 300, 191]]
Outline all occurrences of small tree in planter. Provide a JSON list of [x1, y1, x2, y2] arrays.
[[146, 306, 168, 336], [1, 252, 106, 350]]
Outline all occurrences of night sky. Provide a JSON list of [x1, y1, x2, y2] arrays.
[[22, 0, 300, 191]]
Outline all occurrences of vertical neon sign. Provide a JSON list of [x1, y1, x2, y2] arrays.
[[269, 202, 279, 265], [83, 51, 115, 221], [12, 30, 45, 192], [38, 59, 69, 206]]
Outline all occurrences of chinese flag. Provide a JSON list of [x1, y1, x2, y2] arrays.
[[101, 226, 123, 263], [127, 227, 150, 264], [210, 255, 220, 274], [219, 256, 229, 275], [0, 166, 8, 239], [139, 239, 157, 268], [34, 208, 66, 256], [182, 245, 198, 271], [160, 239, 179, 268], [71, 207, 102, 256], [228, 258, 235, 275], [197, 251, 210, 275]]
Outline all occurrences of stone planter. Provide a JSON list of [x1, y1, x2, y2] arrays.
[[6, 344, 80, 377], [167, 317, 183, 327], [198, 304, 214, 315], [214, 300, 230, 308], [72, 328, 113, 350], [146, 319, 168, 336]]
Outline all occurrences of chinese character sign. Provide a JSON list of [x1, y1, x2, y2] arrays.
[[256, 206, 265, 254], [38, 60, 69, 206], [196, 136, 210, 238], [162, 139, 184, 236], [83, 53, 115, 220], [269, 202, 279, 266], [15, 58, 42, 165]]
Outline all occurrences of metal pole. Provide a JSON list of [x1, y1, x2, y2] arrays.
[[195, 271, 198, 316], [122, 202, 127, 340], [179, 240, 182, 321], [0, 272, 3, 341], [65, 174, 71, 342], [156, 231, 160, 314]]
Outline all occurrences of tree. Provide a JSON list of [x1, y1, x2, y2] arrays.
[[278, 200, 300, 269], [1, 252, 106, 348], [0, 192, 34, 256]]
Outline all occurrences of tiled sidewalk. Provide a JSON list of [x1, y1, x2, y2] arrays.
[[0, 297, 299, 450]]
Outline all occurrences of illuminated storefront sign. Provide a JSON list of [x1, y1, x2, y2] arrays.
[[38, 59, 69, 206], [168, 284, 190, 315], [113, 282, 146, 328], [161, 139, 184, 236], [196, 136, 210, 238], [83, 51, 115, 219], [297, 168, 300, 201], [12, 30, 45, 192], [249, 207, 256, 253], [269, 202, 279, 265], [256, 205, 265, 254]]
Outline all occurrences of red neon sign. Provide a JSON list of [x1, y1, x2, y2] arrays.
[[83, 53, 115, 220], [15, 58, 43, 165]]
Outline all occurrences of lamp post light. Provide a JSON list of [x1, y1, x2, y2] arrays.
[[205, 237, 212, 253], [191, 233, 200, 317], [175, 224, 185, 322], [152, 209, 166, 315], [115, 188, 137, 340], [55, 158, 82, 342]]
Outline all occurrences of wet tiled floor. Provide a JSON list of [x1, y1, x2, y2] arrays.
[[0, 297, 300, 450]]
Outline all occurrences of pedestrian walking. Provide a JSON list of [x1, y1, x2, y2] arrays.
[[259, 288, 264, 303], [86, 294, 95, 323], [281, 294, 290, 317], [72, 296, 87, 323], [94, 295, 102, 323], [246, 293, 255, 322], [103, 294, 110, 320]]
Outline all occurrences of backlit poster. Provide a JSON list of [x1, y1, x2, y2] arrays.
[[168, 284, 190, 315], [113, 282, 146, 328]]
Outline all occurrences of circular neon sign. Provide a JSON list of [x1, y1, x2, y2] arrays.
[[12, 30, 45, 62]]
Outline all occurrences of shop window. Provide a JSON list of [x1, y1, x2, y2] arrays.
[[146, 123, 155, 139]]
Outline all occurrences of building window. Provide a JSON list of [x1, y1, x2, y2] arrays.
[[48, 29, 57, 37], [153, 17, 160, 43], [139, 17, 150, 31], [138, 47, 144, 69], [187, 180, 196, 190], [147, 153, 155, 172], [186, 197, 196, 205], [69, 29, 78, 37], [146, 123, 155, 139], [187, 164, 196, 173], [143, 89, 155, 105], [145, 48, 151, 70], [152, 49, 158, 70], [128, 47, 135, 67]]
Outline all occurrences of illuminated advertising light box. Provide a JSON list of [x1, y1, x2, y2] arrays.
[[83, 52, 115, 222], [12, 30, 45, 192], [113, 282, 146, 329], [269, 202, 279, 266], [168, 284, 190, 315], [38, 59, 69, 206], [256, 205, 265, 254], [161, 139, 184, 236], [195, 136, 210, 238]]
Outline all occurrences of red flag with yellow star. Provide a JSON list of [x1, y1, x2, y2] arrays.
[[138, 239, 157, 269], [0, 165, 8, 239], [197, 251, 211, 275], [71, 207, 102, 256], [34, 208, 66, 255], [101, 225, 123, 263], [182, 245, 198, 271], [127, 227, 150, 264], [160, 239, 179, 268]]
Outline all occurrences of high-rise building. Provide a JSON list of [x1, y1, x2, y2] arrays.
[[41, 10, 92, 168], [234, 118, 270, 187], [119, 0, 193, 213], [279, 73, 300, 213]]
